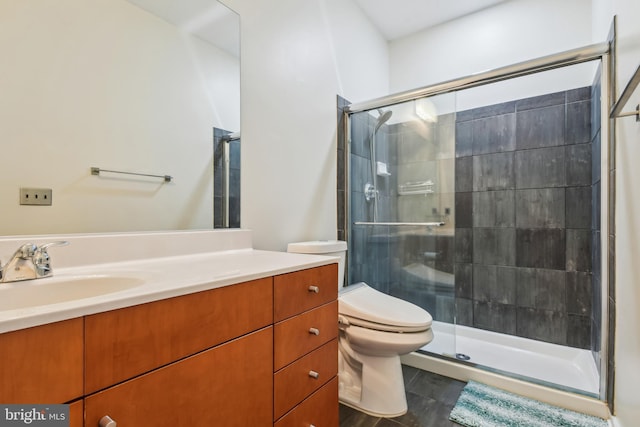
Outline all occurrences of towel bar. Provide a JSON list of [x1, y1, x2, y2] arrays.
[[610, 63, 640, 121], [90, 167, 173, 183]]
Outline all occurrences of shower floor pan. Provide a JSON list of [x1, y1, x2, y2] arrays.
[[421, 321, 599, 395]]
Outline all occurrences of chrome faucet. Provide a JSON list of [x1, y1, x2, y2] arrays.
[[0, 241, 69, 283]]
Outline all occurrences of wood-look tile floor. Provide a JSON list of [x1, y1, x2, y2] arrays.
[[339, 365, 466, 427]]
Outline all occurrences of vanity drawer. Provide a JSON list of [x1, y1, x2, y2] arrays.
[[274, 264, 337, 322], [85, 277, 273, 394], [85, 327, 273, 427], [274, 301, 338, 370], [274, 339, 338, 420], [0, 318, 83, 403], [274, 377, 339, 427]]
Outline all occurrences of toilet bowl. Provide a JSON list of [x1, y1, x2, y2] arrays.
[[287, 241, 434, 418], [338, 282, 433, 416]]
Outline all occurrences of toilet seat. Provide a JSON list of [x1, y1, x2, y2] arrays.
[[340, 314, 428, 333], [340, 322, 434, 358], [339, 282, 432, 333]]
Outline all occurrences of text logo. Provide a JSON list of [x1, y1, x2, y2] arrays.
[[0, 405, 69, 426]]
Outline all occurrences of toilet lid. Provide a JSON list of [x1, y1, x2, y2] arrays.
[[339, 282, 432, 332]]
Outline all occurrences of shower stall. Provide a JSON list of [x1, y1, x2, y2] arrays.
[[338, 43, 613, 410]]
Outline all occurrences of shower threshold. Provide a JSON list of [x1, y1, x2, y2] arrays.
[[421, 321, 599, 396]]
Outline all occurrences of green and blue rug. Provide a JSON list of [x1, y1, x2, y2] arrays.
[[449, 381, 608, 427]]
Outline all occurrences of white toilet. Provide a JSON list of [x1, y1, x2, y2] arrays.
[[287, 240, 434, 418]]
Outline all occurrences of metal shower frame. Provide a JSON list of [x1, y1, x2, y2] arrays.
[[340, 39, 617, 402]]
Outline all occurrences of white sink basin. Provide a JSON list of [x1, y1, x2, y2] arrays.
[[0, 275, 146, 310]]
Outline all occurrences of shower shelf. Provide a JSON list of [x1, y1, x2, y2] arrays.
[[398, 180, 435, 195]]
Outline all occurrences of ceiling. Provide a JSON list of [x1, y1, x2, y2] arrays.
[[353, 0, 511, 40], [125, 0, 513, 57]]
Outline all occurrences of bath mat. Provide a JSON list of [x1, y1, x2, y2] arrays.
[[449, 381, 608, 427]]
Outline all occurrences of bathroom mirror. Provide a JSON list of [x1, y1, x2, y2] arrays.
[[0, 0, 240, 236]]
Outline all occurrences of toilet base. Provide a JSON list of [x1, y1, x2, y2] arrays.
[[339, 349, 408, 418], [339, 398, 407, 418]]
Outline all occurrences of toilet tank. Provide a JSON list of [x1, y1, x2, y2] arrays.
[[287, 240, 347, 291]]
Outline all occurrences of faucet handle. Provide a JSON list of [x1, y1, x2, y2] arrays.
[[15, 243, 37, 259], [38, 241, 69, 251], [33, 241, 69, 278]]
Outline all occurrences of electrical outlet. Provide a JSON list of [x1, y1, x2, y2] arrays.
[[20, 188, 53, 206]]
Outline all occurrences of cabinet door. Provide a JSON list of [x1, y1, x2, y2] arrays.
[[0, 318, 83, 403], [85, 327, 273, 427], [85, 277, 273, 393]]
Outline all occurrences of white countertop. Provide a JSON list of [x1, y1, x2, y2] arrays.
[[0, 248, 337, 334]]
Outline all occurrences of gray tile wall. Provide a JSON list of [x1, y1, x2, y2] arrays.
[[454, 87, 596, 349], [338, 87, 602, 353], [589, 73, 602, 370], [213, 127, 240, 228], [347, 109, 395, 292]]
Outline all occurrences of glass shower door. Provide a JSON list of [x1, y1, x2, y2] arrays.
[[344, 58, 604, 396], [347, 93, 457, 359]]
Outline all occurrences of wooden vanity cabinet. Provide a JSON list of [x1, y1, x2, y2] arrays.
[[0, 318, 83, 404], [1, 263, 339, 427], [273, 264, 339, 425]]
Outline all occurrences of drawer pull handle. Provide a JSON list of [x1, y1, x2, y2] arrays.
[[99, 416, 117, 427], [309, 370, 319, 379], [308, 285, 320, 293], [309, 327, 320, 335]]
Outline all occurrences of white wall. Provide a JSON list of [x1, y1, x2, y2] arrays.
[[226, 0, 605, 251], [591, 1, 640, 426], [388, 0, 596, 117], [389, 0, 593, 96], [0, 0, 239, 235], [225, 0, 388, 251]]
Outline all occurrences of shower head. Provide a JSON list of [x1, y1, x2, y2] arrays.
[[374, 109, 392, 132]]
